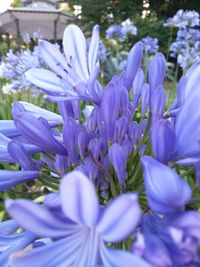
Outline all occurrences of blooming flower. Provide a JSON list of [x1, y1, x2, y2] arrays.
[[26, 24, 101, 104], [164, 10, 200, 28], [141, 36, 159, 54], [6, 171, 150, 267]]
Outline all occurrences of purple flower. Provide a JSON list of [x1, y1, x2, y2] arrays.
[[6, 171, 149, 267], [170, 28, 200, 69], [141, 36, 159, 54], [121, 19, 137, 36], [106, 25, 125, 39], [25, 25, 101, 104], [164, 10, 200, 28]]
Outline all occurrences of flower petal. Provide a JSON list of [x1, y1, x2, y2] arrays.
[[123, 42, 143, 91], [148, 53, 166, 93], [25, 69, 64, 93], [141, 156, 192, 214], [0, 120, 19, 138], [88, 25, 100, 73], [13, 102, 63, 124], [60, 170, 99, 227], [63, 24, 89, 82], [9, 235, 82, 267], [97, 194, 141, 242], [6, 199, 77, 238], [14, 112, 66, 155], [100, 242, 151, 267], [39, 40, 69, 76], [0, 170, 38, 191]]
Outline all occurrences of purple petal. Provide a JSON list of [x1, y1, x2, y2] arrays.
[[132, 68, 144, 109], [0, 220, 18, 235], [0, 232, 36, 267], [60, 171, 100, 227], [109, 144, 127, 183], [0, 134, 15, 162], [0, 120, 19, 138], [25, 69, 65, 93], [101, 80, 120, 141], [171, 211, 200, 239], [7, 141, 36, 170], [88, 25, 100, 73], [100, 241, 151, 267], [141, 156, 192, 214], [150, 85, 166, 124], [62, 118, 81, 162], [148, 53, 166, 93], [14, 113, 66, 155], [6, 199, 76, 238], [123, 42, 143, 91], [0, 170, 38, 191], [13, 102, 63, 124], [174, 64, 200, 159], [9, 235, 82, 267], [97, 193, 141, 242], [63, 24, 89, 82], [196, 160, 200, 186], [39, 40, 69, 76], [151, 119, 175, 164], [115, 116, 129, 144], [141, 83, 150, 115]]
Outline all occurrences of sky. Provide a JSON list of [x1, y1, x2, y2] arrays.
[[0, 0, 12, 12]]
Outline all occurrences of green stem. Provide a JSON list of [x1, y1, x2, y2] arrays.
[[166, 26, 174, 63]]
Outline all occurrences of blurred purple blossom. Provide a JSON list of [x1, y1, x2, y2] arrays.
[[164, 10, 200, 28]]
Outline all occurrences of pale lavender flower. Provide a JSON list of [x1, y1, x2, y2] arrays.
[[26, 24, 101, 104], [6, 171, 150, 267], [164, 10, 200, 28], [106, 25, 125, 40], [141, 36, 159, 54], [121, 19, 137, 36]]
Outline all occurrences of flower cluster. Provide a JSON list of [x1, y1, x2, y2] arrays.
[[1, 24, 200, 266], [141, 36, 159, 54], [106, 19, 137, 40], [2, 47, 43, 91], [170, 28, 200, 69], [165, 9, 200, 70], [164, 9, 200, 28]]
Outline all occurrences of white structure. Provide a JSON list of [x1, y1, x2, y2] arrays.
[[0, 0, 74, 40]]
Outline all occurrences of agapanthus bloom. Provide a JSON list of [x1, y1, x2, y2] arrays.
[[164, 9, 200, 28], [2, 47, 43, 91], [1, 23, 200, 267], [26, 24, 101, 103], [141, 36, 159, 54], [170, 28, 200, 69], [6, 171, 150, 267]]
